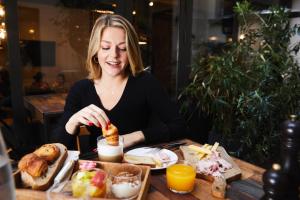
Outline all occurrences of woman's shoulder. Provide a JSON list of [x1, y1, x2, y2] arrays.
[[69, 79, 93, 92], [131, 71, 164, 93], [134, 71, 157, 83]]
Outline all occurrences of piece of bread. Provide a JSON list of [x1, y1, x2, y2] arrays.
[[123, 154, 156, 167], [18, 153, 48, 177], [34, 144, 60, 163], [20, 143, 68, 190], [102, 123, 119, 146]]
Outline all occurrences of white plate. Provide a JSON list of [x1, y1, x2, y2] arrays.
[[125, 147, 178, 170]]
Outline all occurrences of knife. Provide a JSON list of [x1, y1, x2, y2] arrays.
[[151, 141, 187, 149], [164, 141, 187, 149], [46, 159, 75, 194]]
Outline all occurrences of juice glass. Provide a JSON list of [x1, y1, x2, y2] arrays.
[[166, 160, 196, 193]]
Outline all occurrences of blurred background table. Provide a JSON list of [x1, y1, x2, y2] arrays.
[[24, 93, 67, 143]]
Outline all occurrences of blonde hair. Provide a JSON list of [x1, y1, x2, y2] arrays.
[[86, 14, 144, 79]]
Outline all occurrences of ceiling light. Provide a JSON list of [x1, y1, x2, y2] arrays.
[[132, 10, 136, 15], [0, 6, 4, 17], [149, 2, 154, 6], [94, 10, 114, 14], [0, 29, 6, 39], [28, 29, 35, 34], [112, 3, 117, 8], [208, 36, 218, 41]]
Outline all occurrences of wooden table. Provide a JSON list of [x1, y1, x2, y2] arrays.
[[24, 93, 67, 142], [147, 139, 265, 200], [15, 139, 265, 200]]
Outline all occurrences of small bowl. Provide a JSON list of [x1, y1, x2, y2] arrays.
[[108, 164, 142, 199]]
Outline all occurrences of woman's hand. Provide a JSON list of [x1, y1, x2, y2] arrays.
[[122, 131, 145, 149], [65, 104, 109, 134]]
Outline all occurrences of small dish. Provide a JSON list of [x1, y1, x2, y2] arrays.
[[108, 163, 142, 199]]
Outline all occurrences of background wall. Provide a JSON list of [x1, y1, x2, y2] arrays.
[[18, 2, 90, 89]]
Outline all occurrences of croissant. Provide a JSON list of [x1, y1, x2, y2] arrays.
[[18, 153, 48, 177], [102, 123, 119, 146]]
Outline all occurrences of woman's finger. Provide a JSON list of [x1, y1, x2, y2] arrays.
[[80, 109, 99, 127], [89, 104, 110, 127], [76, 114, 91, 126]]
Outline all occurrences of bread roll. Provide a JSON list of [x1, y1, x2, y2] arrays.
[[34, 144, 60, 163]]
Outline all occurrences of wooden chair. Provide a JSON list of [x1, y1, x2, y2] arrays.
[[76, 126, 90, 153]]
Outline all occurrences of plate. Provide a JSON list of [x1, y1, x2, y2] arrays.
[[125, 147, 178, 170]]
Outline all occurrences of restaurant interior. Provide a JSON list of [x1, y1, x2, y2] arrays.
[[0, 0, 300, 199]]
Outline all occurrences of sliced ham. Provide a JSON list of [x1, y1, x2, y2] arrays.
[[196, 150, 232, 178]]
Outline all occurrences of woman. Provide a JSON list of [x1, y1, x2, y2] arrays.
[[53, 14, 185, 150]]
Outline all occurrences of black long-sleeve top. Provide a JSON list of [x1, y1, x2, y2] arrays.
[[52, 72, 186, 150]]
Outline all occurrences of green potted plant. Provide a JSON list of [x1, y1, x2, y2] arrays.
[[180, 1, 300, 166]]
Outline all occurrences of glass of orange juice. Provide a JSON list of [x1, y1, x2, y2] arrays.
[[166, 160, 196, 193]]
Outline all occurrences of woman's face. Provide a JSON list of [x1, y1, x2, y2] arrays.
[[97, 27, 129, 78]]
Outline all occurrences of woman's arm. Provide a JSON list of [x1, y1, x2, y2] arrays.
[[122, 131, 145, 148]]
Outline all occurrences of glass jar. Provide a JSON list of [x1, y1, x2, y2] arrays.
[[97, 136, 124, 163], [0, 131, 16, 200], [71, 168, 107, 198]]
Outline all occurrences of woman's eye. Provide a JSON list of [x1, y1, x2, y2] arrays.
[[101, 47, 110, 50], [119, 48, 127, 51]]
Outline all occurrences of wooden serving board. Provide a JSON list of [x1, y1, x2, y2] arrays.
[[180, 145, 242, 182], [15, 160, 151, 200], [14, 143, 68, 190]]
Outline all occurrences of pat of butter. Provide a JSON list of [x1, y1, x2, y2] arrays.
[[152, 156, 163, 167], [188, 145, 212, 155]]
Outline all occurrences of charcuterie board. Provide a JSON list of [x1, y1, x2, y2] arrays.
[[180, 145, 241, 181], [180, 145, 242, 198]]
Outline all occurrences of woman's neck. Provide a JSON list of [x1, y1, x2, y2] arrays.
[[94, 74, 128, 88]]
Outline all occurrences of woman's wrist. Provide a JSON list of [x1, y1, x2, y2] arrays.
[[123, 131, 145, 148], [133, 131, 145, 144], [65, 115, 80, 134]]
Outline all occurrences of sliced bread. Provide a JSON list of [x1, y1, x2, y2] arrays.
[[123, 154, 156, 167]]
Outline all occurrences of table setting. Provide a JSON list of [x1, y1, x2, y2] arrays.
[[13, 124, 265, 200]]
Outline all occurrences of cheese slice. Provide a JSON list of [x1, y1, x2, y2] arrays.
[[211, 142, 219, 151], [206, 142, 219, 159], [197, 144, 208, 159], [188, 145, 212, 155]]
